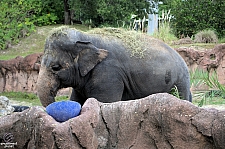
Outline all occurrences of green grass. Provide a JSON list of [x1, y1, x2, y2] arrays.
[[193, 93, 225, 106], [0, 92, 41, 106], [171, 43, 216, 49], [0, 91, 69, 106]]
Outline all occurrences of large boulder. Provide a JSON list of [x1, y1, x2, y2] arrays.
[[0, 93, 224, 149]]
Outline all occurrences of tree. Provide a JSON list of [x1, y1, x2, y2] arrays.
[[61, 0, 153, 27], [63, 0, 71, 24], [96, 0, 150, 26], [160, 0, 225, 37]]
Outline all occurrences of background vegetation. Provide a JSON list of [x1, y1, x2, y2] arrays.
[[161, 0, 225, 38], [0, 0, 62, 50], [1, 0, 224, 50], [190, 69, 225, 107]]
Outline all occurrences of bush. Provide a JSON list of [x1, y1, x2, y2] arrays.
[[0, 0, 32, 49], [0, 0, 62, 50], [194, 29, 218, 43], [219, 37, 225, 43]]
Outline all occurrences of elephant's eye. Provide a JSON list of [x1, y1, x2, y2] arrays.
[[52, 64, 61, 71]]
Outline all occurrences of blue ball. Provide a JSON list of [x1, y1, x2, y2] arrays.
[[46, 101, 81, 122]]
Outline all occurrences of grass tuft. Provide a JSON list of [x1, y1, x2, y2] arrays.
[[153, 22, 177, 44], [170, 85, 180, 99], [194, 29, 218, 43]]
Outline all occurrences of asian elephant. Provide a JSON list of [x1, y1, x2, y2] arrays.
[[37, 27, 192, 107]]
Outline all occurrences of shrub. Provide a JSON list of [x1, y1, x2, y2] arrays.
[[194, 29, 218, 43], [0, 0, 62, 50], [219, 37, 225, 43]]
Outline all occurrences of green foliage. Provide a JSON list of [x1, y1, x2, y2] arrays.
[[190, 69, 225, 107], [194, 29, 218, 43], [0, 0, 34, 50], [69, 0, 150, 27], [170, 85, 180, 99], [161, 0, 225, 38], [152, 7, 176, 44], [0, 0, 62, 50], [219, 37, 225, 43]]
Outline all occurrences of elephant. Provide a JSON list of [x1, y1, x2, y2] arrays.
[[37, 27, 192, 107]]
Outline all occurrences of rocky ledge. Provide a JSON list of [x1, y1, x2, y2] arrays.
[[0, 93, 224, 149], [0, 53, 42, 93], [176, 44, 225, 84]]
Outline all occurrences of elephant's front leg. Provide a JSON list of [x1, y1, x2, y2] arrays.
[[70, 88, 86, 105]]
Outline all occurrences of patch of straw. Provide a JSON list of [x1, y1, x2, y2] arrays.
[[47, 26, 70, 39], [88, 27, 148, 58]]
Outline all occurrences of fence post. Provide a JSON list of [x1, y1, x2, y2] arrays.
[[147, 14, 158, 35]]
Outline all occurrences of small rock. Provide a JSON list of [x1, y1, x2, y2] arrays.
[[0, 96, 14, 116], [13, 106, 30, 112]]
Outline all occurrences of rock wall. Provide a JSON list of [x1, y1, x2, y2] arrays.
[[176, 44, 225, 84], [0, 44, 225, 93], [0, 93, 225, 148], [0, 53, 42, 93]]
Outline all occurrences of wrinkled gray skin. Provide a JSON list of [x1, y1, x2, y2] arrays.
[[37, 28, 191, 107]]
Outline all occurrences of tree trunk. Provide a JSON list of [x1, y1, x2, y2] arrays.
[[63, 0, 71, 25]]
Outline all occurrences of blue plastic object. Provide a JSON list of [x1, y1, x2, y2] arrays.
[[46, 101, 81, 122]]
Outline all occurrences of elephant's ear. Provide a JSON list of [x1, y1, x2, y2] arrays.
[[75, 42, 108, 76]]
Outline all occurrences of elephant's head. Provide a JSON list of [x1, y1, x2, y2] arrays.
[[37, 28, 108, 107]]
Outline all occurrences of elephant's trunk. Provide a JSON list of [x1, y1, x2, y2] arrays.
[[37, 66, 59, 107]]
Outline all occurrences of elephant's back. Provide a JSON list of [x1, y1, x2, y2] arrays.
[[87, 31, 178, 60], [85, 29, 187, 72]]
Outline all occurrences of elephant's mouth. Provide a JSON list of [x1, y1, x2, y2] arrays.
[[37, 85, 59, 107]]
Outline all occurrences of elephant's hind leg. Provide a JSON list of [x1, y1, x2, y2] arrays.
[[175, 80, 192, 102]]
